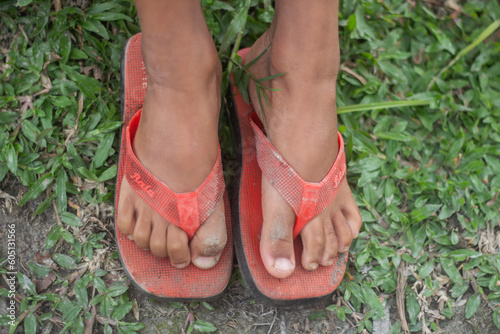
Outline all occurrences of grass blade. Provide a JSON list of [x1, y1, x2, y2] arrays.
[[337, 100, 430, 114], [257, 72, 286, 83], [219, 1, 250, 55], [261, 88, 271, 110], [244, 42, 271, 69], [256, 85, 264, 118], [18, 174, 54, 206], [427, 19, 500, 91]]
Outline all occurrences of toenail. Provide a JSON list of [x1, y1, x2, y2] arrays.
[[274, 258, 294, 272], [193, 256, 217, 269], [325, 259, 334, 266], [341, 246, 350, 253], [127, 235, 134, 241], [309, 262, 318, 270], [174, 262, 189, 269]]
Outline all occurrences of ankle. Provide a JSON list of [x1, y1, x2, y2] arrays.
[[269, 42, 339, 84], [141, 36, 221, 89]]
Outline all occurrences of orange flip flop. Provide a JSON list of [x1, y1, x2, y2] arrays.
[[115, 34, 233, 301], [230, 48, 348, 305]]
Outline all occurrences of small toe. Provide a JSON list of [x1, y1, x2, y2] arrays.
[[167, 224, 191, 268], [338, 181, 362, 239], [133, 212, 152, 250], [331, 210, 353, 253], [300, 216, 325, 270], [342, 207, 362, 240], [116, 181, 137, 237], [149, 219, 168, 258], [320, 217, 338, 266]]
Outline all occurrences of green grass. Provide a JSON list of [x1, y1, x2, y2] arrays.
[[1, 0, 500, 333]]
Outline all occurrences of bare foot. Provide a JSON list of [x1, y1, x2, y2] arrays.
[[245, 0, 362, 279], [117, 2, 227, 270]]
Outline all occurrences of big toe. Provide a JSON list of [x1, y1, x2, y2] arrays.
[[260, 178, 296, 279], [190, 200, 227, 269]]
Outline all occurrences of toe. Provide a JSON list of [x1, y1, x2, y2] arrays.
[[260, 179, 296, 279], [320, 217, 338, 266], [342, 198, 362, 239], [133, 211, 152, 250], [149, 219, 168, 258], [167, 224, 191, 268], [190, 201, 227, 269], [331, 210, 353, 253], [300, 216, 325, 270], [116, 180, 137, 237]]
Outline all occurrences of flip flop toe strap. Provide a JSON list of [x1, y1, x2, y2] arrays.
[[124, 110, 225, 239], [250, 120, 346, 239]]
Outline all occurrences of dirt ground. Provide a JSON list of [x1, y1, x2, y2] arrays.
[[0, 179, 498, 334]]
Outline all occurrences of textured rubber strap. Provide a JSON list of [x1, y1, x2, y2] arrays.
[[251, 118, 346, 238], [124, 110, 225, 239]]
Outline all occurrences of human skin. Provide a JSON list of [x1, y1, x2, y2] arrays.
[[117, 0, 362, 278]]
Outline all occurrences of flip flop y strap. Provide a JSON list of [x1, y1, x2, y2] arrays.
[[124, 109, 225, 239], [250, 119, 346, 239]]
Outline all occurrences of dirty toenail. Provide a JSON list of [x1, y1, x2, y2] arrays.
[[127, 235, 134, 241], [325, 259, 334, 266], [341, 246, 350, 253], [193, 257, 217, 269], [174, 262, 189, 269], [274, 258, 294, 272], [309, 262, 318, 270]]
